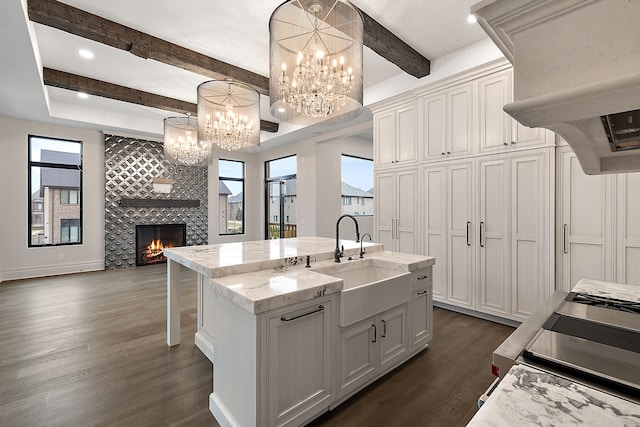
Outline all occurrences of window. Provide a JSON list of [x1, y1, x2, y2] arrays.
[[60, 219, 80, 243], [28, 135, 82, 246], [219, 159, 244, 235], [265, 155, 297, 239], [60, 189, 79, 204], [341, 155, 373, 216]]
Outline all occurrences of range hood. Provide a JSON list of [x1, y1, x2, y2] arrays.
[[471, 0, 640, 174]]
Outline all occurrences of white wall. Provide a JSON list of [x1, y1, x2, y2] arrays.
[[315, 136, 374, 240], [0, 116, 105, 281]]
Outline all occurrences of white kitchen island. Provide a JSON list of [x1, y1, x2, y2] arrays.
[[164, 237, 435, 427]]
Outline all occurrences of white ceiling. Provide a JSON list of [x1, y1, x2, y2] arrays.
[[0, 0, 489, 148]]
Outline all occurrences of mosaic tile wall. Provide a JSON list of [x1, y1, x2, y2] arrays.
[[104, 134, 208, 269]]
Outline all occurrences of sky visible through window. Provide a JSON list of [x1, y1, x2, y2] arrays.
[[341, 155, 373, 192], [267, 155, 296, 178], [29, 137, 81, 193], [219, 159, 243, 196]]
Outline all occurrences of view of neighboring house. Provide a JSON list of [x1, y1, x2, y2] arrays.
[[228, 192, 243, 225], [268, 179, 297, 238], [218, 181, 232, 233], [341, 182, 373, 216], [33, 150, 81, 245]]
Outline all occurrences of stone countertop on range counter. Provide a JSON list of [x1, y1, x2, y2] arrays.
[[572, 278, 640, 302], [208, 251, 436, 314], [163, 236, 383, 278], [468, 364, 640, 426]]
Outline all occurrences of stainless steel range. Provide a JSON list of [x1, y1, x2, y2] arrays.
[[492, 287, 640, 404]]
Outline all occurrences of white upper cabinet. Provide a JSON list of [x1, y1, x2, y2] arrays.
[[478, 70, 512, 153], [421, 84, 474, 161], [374, 102, 418, 168]]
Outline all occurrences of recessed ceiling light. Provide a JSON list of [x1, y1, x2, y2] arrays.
[[467, 14, 478, 24], [78, 49, 94, 59], [277, 107, 286, 113], [77, 92, 89, 99]]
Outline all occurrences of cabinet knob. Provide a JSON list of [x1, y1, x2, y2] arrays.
[[441, 152, 445, 156], [447, 151, 451, 154], [503, 142, 508, 146]]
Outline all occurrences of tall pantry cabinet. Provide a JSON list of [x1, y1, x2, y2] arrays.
[[556, 144, 640, 291], [372, 59, 555, 323]]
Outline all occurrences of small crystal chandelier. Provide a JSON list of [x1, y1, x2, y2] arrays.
[[269, 0, 364, 125], [197, 79, 260, 152], [163, 115, 209, 166]]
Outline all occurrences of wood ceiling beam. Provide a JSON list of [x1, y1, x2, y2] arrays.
[[28, 0, 270, 95], [29, 0, 430, 91], [357, 8, 431, 78], [42, 68, 279, 133]]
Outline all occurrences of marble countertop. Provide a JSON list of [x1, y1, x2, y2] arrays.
[[468, 364, 640, 426], [163, 236, 383, 278], [573, 278, 640, 302], [209, 251, 436, 314]]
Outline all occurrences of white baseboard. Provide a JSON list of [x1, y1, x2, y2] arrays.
[[0, 260, 104, 282]]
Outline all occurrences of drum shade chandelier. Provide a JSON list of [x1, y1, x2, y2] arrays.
[[163, 115, 209, 166], [269, 0, 364, 125], [197, 79, 260, 152]]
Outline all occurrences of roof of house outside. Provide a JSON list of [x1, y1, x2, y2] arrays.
[[229, 192, 243, 203], [41, 168, 80, 188], [41, 149, 81, 166], [219, 181, 232, 196], [342, 182, 373, 198]]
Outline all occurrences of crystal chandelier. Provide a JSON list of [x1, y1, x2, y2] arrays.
[[269, 0, 364, 125], [197, 79, 260, 152], [163, 115, 209, 166]]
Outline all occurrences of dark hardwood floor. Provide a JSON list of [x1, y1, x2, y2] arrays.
[[0, 265, 514, 426]]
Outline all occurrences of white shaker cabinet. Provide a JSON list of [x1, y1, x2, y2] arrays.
[[478, 70, 512, 154], [557, 147, 640, 290], [264, 297, 335, 427], [374, 169, 417, 253], [615, 172, 640, 286], [557, 147, 613, 292], [374, 102, 418, 168], [477, 150, 552, 320], [421, 83, 474, 161], [337, 303, 409, 400], [421, 160, 475, 308]]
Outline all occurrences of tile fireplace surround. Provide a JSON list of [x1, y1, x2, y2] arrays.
[[104, 135, 208, 270]]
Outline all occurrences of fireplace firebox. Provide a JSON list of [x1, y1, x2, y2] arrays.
[[136, 224, 186, 266]]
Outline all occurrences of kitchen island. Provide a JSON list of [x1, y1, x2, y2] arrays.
[[164, 237, 435, 426]]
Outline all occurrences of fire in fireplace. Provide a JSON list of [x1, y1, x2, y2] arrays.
[[135, 224, 186, 266]]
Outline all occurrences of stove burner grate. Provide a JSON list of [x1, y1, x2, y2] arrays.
[[566, 292, 640, 315]]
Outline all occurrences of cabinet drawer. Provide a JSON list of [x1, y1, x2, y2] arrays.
[[411, 267, 432, 288]]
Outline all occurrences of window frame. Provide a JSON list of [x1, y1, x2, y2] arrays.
[[28, 135, 83, 247], [218, 159, 245, 236]]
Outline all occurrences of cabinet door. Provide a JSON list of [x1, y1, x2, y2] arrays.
[[422, 165, 447, 299], [396, 103, 418, 164], [266, 300, 333, 426], [478, 71, 512, 153], [338, 319, 376, 397], [448, 161, 474, 307], [615, 172, 640, 286], [512, 121, 551, 149], [558, 149, 612, 292], [375, 172, 395, 251], [397, 169, 417, 253], [379, 304, 409, 370], [374, 111, 395, 167], [422, 93, 447, 160], [511, 152, 548, 318], [410, 286, 432, 350], [448, 84, 474, 157], [477, 157, 510, 315]]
